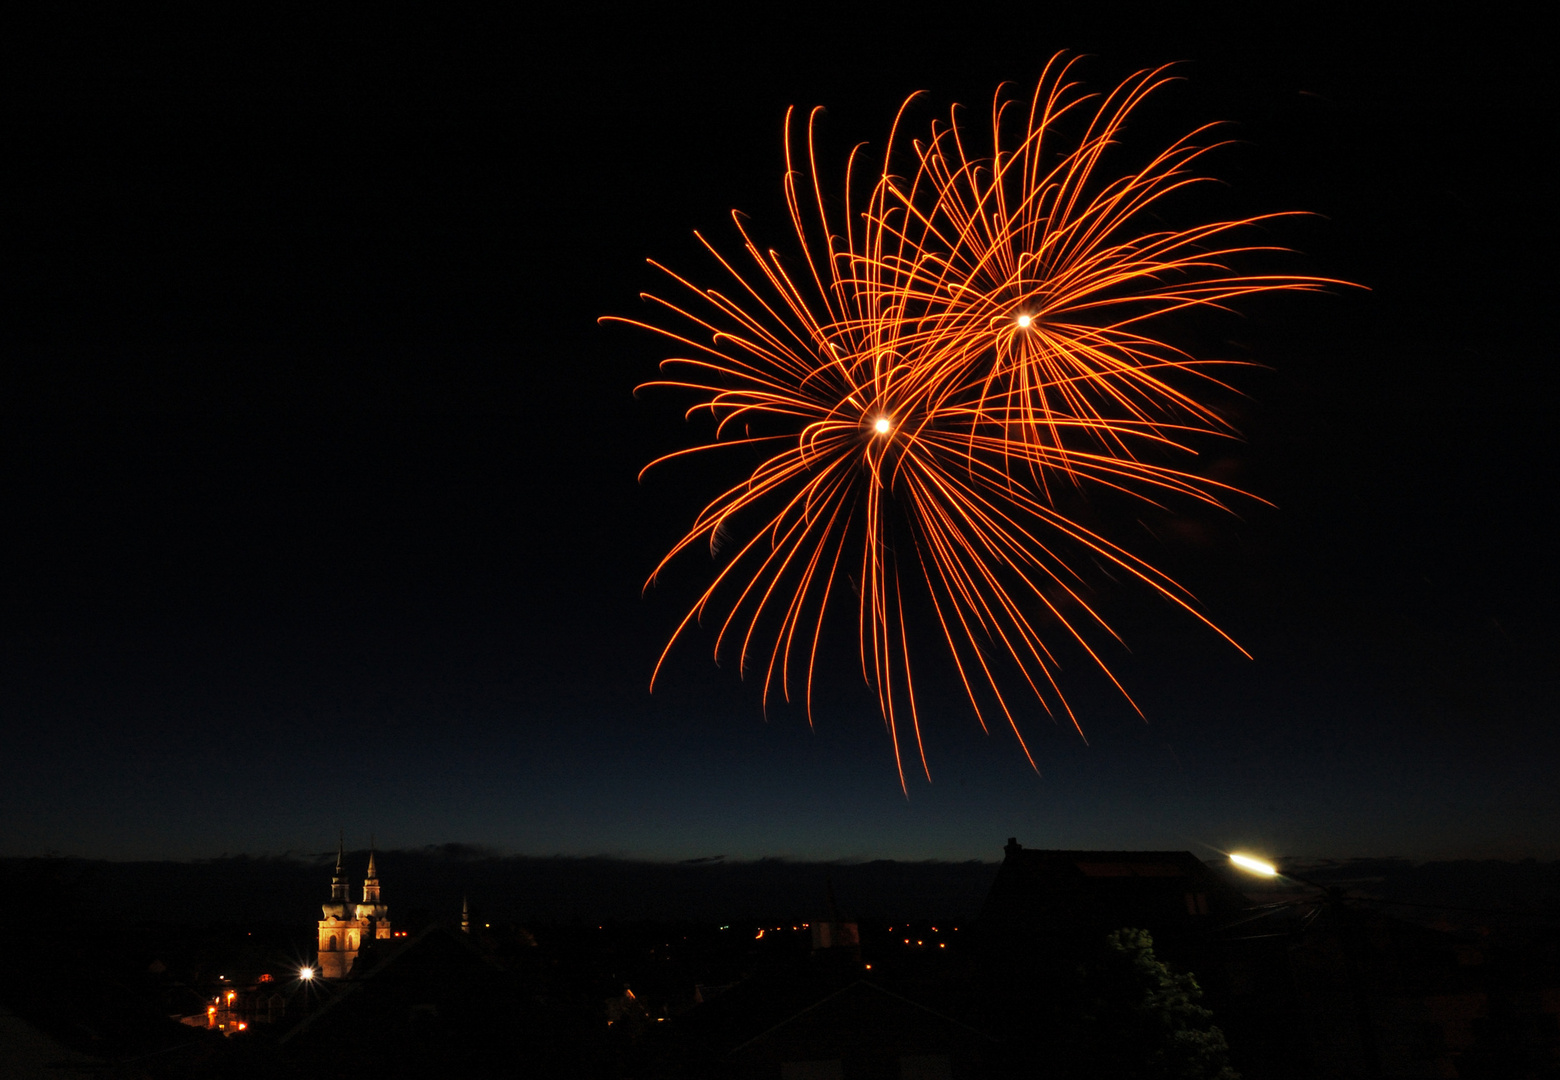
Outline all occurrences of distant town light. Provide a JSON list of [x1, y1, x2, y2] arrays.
[[1230, 853, 1278, 877]]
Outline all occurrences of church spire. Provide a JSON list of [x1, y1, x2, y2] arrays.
[[330, 831, 348, 902], [362, 837, 381, 906]]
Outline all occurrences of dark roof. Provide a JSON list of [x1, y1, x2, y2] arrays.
[[731, 979, 992, 1057], [279, 923, 507, 1049], [979, 845, 1251, 950]]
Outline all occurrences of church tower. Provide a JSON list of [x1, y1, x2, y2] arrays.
[[316, 838, 391, 979], [354, 843, 392, 937]]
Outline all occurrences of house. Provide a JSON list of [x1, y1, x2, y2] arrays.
[[979, 838, 1249, 963]]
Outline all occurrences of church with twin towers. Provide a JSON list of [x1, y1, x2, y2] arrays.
[[316, 839, 392, 979]]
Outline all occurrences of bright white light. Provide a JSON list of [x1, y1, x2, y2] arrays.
[[874, 417, 891, 434], [1229, 853, 1278, 877], [299, 966, 315, 980], [1015, 314, 1032, 328]]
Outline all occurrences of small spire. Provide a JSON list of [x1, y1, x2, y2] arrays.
[[362, 837, 382, 906], [330, 831, 348, 902], [461, 895, 470, 934]]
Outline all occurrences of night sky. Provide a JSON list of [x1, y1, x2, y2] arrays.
[[3, 8, 1554, 865]]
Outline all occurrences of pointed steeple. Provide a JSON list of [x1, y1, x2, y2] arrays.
[[330, 831, 348, 902], [362, 836, 381, 906], [461, 895, 470, 934]]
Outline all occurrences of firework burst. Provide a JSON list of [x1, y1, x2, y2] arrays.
[[605, 56, 1349, 787]]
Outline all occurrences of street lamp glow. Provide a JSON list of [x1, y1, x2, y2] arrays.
[[1229, 853, 1278, 877], [299, 966, 315, 980]]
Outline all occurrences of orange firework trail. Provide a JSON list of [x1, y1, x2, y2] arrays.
[[604, 56, 1351, 789]]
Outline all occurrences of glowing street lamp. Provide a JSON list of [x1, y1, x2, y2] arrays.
[[299, 966, 314, 981], [1227, 850, 1382, 1076], [1229, 852, 1333, 893], [1229, 853, 1278, 877]]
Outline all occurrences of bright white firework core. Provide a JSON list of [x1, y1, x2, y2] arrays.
[[874, 417, 892, 434], [1015, 314, 1032, 328]]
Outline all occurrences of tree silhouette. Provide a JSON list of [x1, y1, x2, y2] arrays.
[[1064, 928, 1239, 1080]]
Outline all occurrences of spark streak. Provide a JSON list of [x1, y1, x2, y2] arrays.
[[605, 56, 1353, 788]]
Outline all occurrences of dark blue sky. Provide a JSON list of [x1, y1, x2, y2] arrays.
[[3, 7, 1554, 864]]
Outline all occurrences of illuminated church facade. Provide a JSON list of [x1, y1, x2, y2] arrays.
[[317, 841, 392, 978]]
